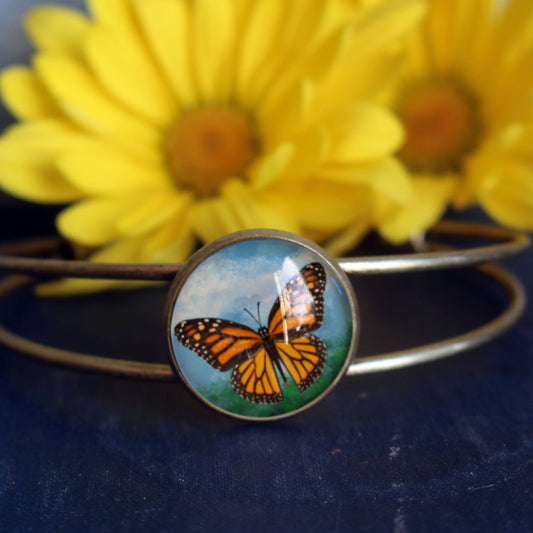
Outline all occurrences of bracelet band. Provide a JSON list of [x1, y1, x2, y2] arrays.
[[0, 262, 525, 377], [0, 220, 529, 279], [0, 221, 529, 421]]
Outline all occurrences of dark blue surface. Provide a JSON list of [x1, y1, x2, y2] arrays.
[[0, 1, 532, 530]]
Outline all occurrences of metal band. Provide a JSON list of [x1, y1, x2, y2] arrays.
[[0, 220, 528, 381], [0, 275, 175, 380], [0, 221, 530, 280], [0, 261, 526, 379]]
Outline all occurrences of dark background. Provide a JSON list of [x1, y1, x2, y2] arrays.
[[0, 1, 532, 531]]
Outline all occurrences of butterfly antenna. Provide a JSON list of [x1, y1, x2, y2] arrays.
[[257, 301, 262, 327], [243, 307, 262, 328]]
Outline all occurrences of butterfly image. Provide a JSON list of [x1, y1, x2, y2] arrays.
[[174, 263, 327, 404]]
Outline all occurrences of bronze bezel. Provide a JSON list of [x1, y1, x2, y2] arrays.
[[165, 228, 359, 421]]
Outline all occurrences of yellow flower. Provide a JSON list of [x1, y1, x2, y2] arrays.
[[0, 0, 423, 293], [378, 0, 533, 242]]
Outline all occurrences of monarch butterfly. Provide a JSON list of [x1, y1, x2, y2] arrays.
[[174, 263, 327, 404]]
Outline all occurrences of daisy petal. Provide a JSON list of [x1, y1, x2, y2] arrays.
[[378, 175, 456, 243], [326, 103, 404, 162], [0, 120, 89, 202], [35, 54, 159, 152], [403, 30, 431, 79], [0, 67, 59, 120], [0, 120, 88, 165], [261, 25, 353, 114], [88, 0, 129, 28], [192, 0, 235, 100], [311, 3, 425, 109], [284, 128, 330, 181], [220, 179, 259, 229], [57, 195, 142, 246], [323, 218, 371, 257], [24, 5, 89, 56], [192, 180, 301, 240], [487, 56, 533, 122], [458, 0, 492, 82], [479, 0, 533, 88], [282, 0, 332, 57], [58, 145, 171, 195], [322, 52, 405, 109], [249, 144, 295, 188], [35, 277, 148, 296], [453, 154, 492, 209], [258, 79, 315, 147], [508, 122, 533, 157], [236, 0, 285, 99], [351, 0, 426, 58], [220, 178, 299, 233], [302, 25, 354, 83], [480, 160, 533, 228], [188, 197, 241, 242], [85, 26, 177, 125], [238, 0, 327, 103], [427, 0, 457, 73], [321, 157, 412, 203], [132, 0, 196, 106], [0, 164, 82, 203], [117, 192, 192, 237], [141, 214, 196, 262], [482, 191, 533, 229], [252, 201, 300, 235], [272, 180, 371, 231]]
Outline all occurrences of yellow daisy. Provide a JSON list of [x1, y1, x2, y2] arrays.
[[0, 0, 423, 293], [377, 0, 533, 242]]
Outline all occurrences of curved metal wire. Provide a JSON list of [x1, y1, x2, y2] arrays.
[[0, 221, 529, 280], [347, 263, 526, 375], [0, 260, 526, 380], [0, 276, 175, 380]]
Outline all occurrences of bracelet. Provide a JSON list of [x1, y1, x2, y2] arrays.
[[0, 221, 529, 421]]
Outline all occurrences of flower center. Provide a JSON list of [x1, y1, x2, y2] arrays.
[[166, 107, 259, 195], [396, 81, 481, 173]]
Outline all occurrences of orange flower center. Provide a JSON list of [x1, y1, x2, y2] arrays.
[[166, 107, 259, 195], [396, 81, 481, 173]]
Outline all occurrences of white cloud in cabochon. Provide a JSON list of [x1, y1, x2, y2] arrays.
[[171, 246, 309, 327]]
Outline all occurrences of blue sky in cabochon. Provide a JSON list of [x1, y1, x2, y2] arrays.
[[170, 239, 354, 391]]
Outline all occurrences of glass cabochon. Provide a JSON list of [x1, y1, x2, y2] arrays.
[[168, 233, 357, 420]]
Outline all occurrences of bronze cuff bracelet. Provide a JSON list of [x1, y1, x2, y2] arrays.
[[0, 220, 529, 420]]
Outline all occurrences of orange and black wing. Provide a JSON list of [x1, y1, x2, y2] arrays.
[[274, 334, 326, 392], [174, 318, 262, 371], [231, 346, 283, 403], [268, 262, 326, 340]]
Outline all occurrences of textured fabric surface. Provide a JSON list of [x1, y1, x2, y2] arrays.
[[0, 1, 532, 531]]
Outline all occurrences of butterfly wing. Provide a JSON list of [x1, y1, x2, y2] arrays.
[[175, 262, 327, 404], [231, 346, 283, 404], [274, 334, 326, 392], [268, 262, 326, 340], [174, 318, 262, 371]]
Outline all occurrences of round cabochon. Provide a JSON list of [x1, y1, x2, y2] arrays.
[[167, 230, 358, 420]]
